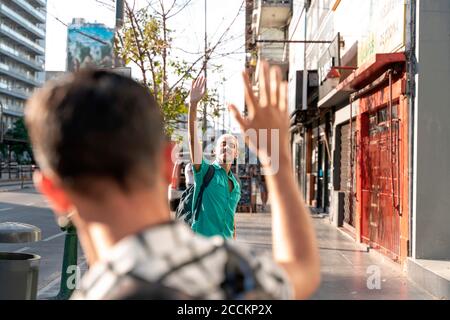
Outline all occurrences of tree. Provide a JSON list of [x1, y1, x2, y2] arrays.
[[115, 0, 231, 138], [2, 118, 33, 164]]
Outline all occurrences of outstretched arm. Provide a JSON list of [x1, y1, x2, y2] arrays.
[[188, 76, 206, 172], [229, 61, 320, 299]]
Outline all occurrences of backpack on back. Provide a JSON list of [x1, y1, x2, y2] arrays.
[[175, 165, 215, 226]]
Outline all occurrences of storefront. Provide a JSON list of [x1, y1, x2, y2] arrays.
[[340, 53, 410, 262]]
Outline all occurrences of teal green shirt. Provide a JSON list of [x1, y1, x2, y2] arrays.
[[191, 159, 241, 238]]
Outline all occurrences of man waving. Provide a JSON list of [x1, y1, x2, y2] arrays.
[[188, 76, 241, 239]]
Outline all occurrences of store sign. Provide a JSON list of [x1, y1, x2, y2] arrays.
[[358, 0, 405, 66]]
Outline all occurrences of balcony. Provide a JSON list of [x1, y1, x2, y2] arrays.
[[0, 3, 45, 38], [0, 42, 44, 71], [251, 27, 289, 88], [254, 0, 292, 33], [258, 44, 289, 62], [0, 24, 45, 54], [255, 27, 288, 62], [1, 104, 24, 117], [11, 0, 46, 23], [252, 44, 289, 92], [0, 62, 40, 87], [0, 85, 31, 100], [29, 0, 47, 7]]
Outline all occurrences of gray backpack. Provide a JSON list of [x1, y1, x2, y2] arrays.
[[175, 165, 215, 226]]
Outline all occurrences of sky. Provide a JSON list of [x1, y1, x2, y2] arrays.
[[45, 0, 246, 132]]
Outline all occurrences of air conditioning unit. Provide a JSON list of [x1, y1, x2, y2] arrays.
[[295, 70, 318, 110], [250, 31, 256, 45], [252, 10, 258, 24], [251, 9, 258, 30]]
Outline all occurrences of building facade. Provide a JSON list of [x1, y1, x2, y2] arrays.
[[252, 0, 450, 298], [247, 0, 291, 90], [66, 18, 114, 72], [0, 0, 46, 140], [287, 0, 410, 261]]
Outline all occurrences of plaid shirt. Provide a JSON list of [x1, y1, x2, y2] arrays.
[[71, 221, 293, 300]]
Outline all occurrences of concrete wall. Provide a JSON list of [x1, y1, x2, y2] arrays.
[[288, 0, 306, 114], [413, 0, 450, 260]]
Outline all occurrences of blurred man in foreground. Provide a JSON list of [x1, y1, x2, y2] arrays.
[[25, 62, 320, 299]]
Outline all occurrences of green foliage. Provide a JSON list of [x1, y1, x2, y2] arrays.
[[1, 118, 33, 164]]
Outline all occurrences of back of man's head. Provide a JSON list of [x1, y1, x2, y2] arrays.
[[25, 70, 165, 196]]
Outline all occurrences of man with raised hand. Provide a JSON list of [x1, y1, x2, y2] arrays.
[[188, 76, 241, 239]]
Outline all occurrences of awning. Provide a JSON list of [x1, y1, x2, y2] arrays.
[[318, 86, 354, 109], [336, 52, 406, 91], [318, 52, 406, 108]]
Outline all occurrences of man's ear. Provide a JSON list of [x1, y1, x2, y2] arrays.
[[162, 141, 174, 184], [33, 170, 73, 214]]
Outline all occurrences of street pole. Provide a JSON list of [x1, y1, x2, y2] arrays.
[[0, 100, 3, 144], [0, 101, 3, 178], [202, 0, 207, 149], [115, 0, 124, 28], [302, 5, 308, 111], [53, 224, 78, 300], [222, 84, 225, 133]]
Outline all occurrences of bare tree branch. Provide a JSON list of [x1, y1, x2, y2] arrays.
[[168, 0, 245, 94], [124, 2, 148, 84], [144, 0, 163, 16], [165, 0, 178, 16], [125, 2, 160, 96], [167, 0, 194, 19]]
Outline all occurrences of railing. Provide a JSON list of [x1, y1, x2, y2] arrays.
[[30, 0, 47, 7], [1, 103, 23, 115], [11, 0, 46, 22], [0, 24, 44, 53], [0, 84, 32, 99], [262, 0, 292, 5], [0, 42, 43, 69], [0, 4, 45, 37], [258, 45, 288, 62], [0, 163, 36, 188], [0, 62, 39, 84]]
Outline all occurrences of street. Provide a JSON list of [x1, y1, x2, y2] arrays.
[[0, 186, 434, 300], [0, 186, 86, 299]]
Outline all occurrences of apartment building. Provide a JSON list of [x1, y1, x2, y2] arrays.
[[0, 0, 46, 138]]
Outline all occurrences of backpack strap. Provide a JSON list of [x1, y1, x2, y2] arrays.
[[221, 241, 274, 299], [193, 165, 215, 221]]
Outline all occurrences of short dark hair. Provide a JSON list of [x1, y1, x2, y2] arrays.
[[25, 70, 165, 194]]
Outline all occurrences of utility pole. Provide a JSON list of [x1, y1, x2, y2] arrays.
[[114, 0, 125, 69], [115, 0, 124, 28], [202, 0, 207, 149], [222, 84, 225, 133]]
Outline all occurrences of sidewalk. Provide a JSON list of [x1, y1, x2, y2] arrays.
[[0, 179, 33, 192], [235, 212, 435, 300]]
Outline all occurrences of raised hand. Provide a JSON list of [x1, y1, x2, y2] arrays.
[[189, 76, 206, 104], [229, 61, 290, 167]]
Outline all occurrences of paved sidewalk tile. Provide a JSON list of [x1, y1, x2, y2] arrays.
[[235, 212, 435, 300]]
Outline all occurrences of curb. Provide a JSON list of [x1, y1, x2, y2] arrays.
[[0, 184, 33, 192]]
